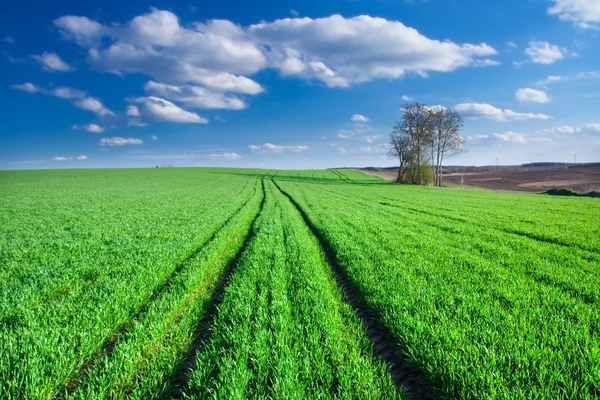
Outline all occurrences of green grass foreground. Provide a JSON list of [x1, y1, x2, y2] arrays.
[[0, 167, 598, 399]]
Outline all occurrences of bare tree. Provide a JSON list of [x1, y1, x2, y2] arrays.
[[429, 108, 465, 187], [388, 126, 414, 182], [391, 102, 434, 184]]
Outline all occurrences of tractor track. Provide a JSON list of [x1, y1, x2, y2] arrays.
[[272, 179, 438, 400], [164, 178, 266, 399], [58, 180, 260, 398]]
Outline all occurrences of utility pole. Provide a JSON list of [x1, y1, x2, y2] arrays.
[[574, 154, 577, 164]]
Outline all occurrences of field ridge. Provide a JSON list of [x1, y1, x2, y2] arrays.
[[272, 179, 438, 400]]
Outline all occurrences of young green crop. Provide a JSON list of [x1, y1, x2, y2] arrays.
[[1, 167, 598, 399], [275, 176, 600, 399], [0, 169, 258, 399], [183, 180, 401, 399]]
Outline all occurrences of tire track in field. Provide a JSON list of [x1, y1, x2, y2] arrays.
[[272, 180, 438, 400], [165, 178, 267, 399], [58, 180, 260, 398]]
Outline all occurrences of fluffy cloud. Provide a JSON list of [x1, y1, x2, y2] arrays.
[[151, 135, 158, 140], [52, 87, 85, 99], [248, 143, 309, 153], [337, 130, 354, 139], [10, 83, 114, 118], [54, 15, 103, 46], [358, 144, 389, 153], [133, 96, 208, 123], [536, 71, 600, 87], [537, 124, 600, 135], [583, 124, 600, 133], [99, 137, 144, 146], [351, 114, 369, 122], [52, 155, 88, 161], [31, 52, 73, 72], [250, 14, 497, 87], [11, 82, 40, 93], [144, 81, 247, 110], [55, 9, 497, 92], [401, 95, 414, 102], [75, 97, 114, 116], [492, 131, 528, 144], [207, 152, 242, 159], [538, 125, 581, 134], [52, 156, 73, 162], [55, 10, 265, 87], [548, 0, 600, 29], [126, 105, 140, 117], [515, 88, 550, 103], [524, 41, 566, 64], [84, 123, 104, 133], [536, 75, 566, 86], [360, 135, 379, 143], [454, 103, 552, 121]]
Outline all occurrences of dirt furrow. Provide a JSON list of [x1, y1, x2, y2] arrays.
[[272, 179, 438, 400], [58, 181, 260, 398], [165, 178, 267, 399]]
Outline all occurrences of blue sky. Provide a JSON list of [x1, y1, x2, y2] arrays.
[[1, 0, 599, 169]]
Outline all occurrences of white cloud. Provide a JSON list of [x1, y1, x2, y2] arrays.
[[290, 9, 300, 17], [76, 154, 88, 160], [401, 95, 414, 102], [75, 97, 114, 116], [54, 15, 103, 46], [524, 41, 566, 64], [3, 36, 15, 44], [126, 105, 140, 117], [52, 156, 73, 162], [507, 41, 518, 48], [73, 123, 104, 133], [250, 14, 497, 87], [454, 103, 552, 121], [207, 152, 242, 159], [577, 71, 600, 79], [351, 114, 369, 122], [465, 134, 489, 140], [144, 81, 248, 110], [128, 120, 147, 127], [583, 124, 600, 133], [99, 137, 144, 146], [52, 87, 85, 99], [360, 135, 379, 143], [337, 130, 354, 139], [358, 144, 389, 153], [151, 135, 158, 140], [31, 52, 73, 72], [10, 82, 40, 93], [248, 143, 309, 153], [515, 88, 550, 103], [11, 83, 116, 120], [536, 75, 566, 86], [55, 9, 266, 91], [538, 125, 581, 134], [548, 0, 600, 29], [84, 123, 104, 133], [492, 131, 528, 144], [134, 96, 208, 123], [470, 59, 501, 67]]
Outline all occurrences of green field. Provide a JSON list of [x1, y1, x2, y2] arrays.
[[1, 168, 599, 399]]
